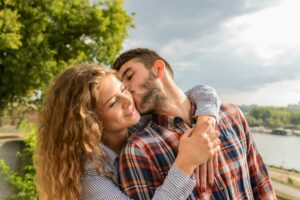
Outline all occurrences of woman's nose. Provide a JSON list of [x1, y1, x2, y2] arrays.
[[121, 91, 132, 108]]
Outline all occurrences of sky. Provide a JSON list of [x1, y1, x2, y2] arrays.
[[122, 0, 300, 106]]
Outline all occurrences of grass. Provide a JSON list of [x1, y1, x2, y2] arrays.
[[268, 165, 300, 190]]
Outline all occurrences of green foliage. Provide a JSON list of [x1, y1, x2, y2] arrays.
[[287, 177, 293, 185], [246, 106, 300, 130], [0, 0, 134, 110], [244, 114, 263, 127], [0, 122, 37, 200]]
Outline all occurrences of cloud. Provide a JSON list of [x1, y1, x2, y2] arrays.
[[220, 78, 300, 106], [123, 0, 300, 105], [124, 0, 281, 44]]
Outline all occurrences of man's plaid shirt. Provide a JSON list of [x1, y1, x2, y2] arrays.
[[119, 103, 276, 200]]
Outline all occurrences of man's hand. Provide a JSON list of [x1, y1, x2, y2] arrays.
[[193, 115, 219, 192]]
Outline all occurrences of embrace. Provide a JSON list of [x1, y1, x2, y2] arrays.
[[36, 48, 276, 199]]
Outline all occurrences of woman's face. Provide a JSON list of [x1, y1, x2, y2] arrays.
[[98, 75, 140, 133]]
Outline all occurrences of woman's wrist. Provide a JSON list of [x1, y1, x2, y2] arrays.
[[174, 156, 196, 176]]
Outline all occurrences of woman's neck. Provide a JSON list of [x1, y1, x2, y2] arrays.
[[103, 128, 128, 155]]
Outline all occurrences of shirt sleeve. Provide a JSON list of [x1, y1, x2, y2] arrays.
[[152, 164, 196, 200], [238, 109, 277, 199], [81, 158, 196, 200], [119, 143, 196, 200], [80, 175, 130, 200], [185, 85, 221, 120]]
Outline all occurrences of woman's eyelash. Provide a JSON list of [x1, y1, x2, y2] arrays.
[[109, 85, 128, 108], [109, 99, 118, 107]]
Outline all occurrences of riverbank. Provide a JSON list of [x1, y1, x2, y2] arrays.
[[269, 165, 300, 189], [268, 165, 300, 200], [251, 127, 300, 137]]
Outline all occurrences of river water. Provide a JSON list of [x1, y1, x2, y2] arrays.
[[252, 133, 300, 171]]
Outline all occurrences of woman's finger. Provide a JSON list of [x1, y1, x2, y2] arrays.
[[214, 151, 219, 177], [207, 158, 214, 188], [209, 130, 220, 141], [200, 163, 207, 193]]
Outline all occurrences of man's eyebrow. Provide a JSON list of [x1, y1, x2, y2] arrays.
[[121, 68, 132, 80]]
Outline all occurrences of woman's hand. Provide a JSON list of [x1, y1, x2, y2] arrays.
[[174, 123, 220, 176], [194, 115, 219, 192]]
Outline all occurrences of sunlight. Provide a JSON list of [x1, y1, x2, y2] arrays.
[[224, 0, 300, 59]]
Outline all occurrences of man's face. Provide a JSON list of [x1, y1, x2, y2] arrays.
[[118, 58, 166, 114]]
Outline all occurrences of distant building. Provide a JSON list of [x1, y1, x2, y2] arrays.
[[288, 101, 300, 111], [271, 128, 293, 136], [293, 130, 300, 137], [250, 126, 272, 134]]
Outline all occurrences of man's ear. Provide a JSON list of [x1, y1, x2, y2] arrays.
[[152, 60, 165, 78]]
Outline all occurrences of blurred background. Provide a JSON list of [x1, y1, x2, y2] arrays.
[[1, 0, 299, 199]]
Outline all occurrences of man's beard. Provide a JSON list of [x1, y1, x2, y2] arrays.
[[138, 73, 167, 114]]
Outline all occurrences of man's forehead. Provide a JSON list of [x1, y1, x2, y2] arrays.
[[119, 58, 140, 77], [119, 64, 131, 80]]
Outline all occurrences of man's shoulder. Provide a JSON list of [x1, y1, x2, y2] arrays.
[[219, 103, 241, 115], [218, 103, 244, 126]]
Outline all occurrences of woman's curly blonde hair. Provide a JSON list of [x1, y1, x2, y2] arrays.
[[35, 64, 116, 200]]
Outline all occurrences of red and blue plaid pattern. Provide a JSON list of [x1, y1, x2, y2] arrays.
[[119, 103, 276, 200]]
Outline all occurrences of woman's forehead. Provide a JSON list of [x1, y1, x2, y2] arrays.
[[98, 75, 122, 102]]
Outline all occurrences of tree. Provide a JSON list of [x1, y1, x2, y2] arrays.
[[245, 114, 263, 127], [0, 0, 134, 111]]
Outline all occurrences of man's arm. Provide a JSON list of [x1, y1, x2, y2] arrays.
[[239, 109, 276, 199]]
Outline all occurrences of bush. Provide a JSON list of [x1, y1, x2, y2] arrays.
[[0, 122, 37, 200]]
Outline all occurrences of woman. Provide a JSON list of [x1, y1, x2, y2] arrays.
[[35, 64, 220, 200]]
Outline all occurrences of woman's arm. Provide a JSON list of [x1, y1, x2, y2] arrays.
[[185, 84, 221, 119], [81, 127, 220, 200], [81, 85, 221, 199], [129, 85, 221, 134], [185, 84, 221, 191], [80, 164, 196, 200]]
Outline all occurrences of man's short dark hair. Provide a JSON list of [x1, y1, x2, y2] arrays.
[[112, 48, 174, 78]]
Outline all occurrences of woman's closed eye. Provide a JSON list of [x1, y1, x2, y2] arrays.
[[109, 85, 128, 108], [109, 98, 118, 108]]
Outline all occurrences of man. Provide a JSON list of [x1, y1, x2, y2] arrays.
[[112, 48, 276, 199]]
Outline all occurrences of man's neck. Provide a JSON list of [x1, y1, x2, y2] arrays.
[[156, 81, 193, 126]]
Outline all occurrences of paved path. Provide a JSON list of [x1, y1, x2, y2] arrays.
[[273, 180, 300, 200], [0, 133, 24, 200]]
